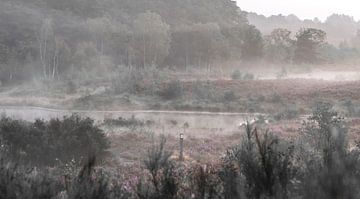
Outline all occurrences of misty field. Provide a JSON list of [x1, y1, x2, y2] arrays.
[[2, 0, 360, 198]]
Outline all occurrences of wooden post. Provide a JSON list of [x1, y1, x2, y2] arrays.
[[180, 133, 184, 161]]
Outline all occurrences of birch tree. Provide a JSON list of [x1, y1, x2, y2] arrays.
[[133, 11, 170, 68], [38, 18, 54, 79]]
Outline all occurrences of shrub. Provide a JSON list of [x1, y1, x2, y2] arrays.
[[67, 156, 130, 199], [0, 160, 63, 199], [0, 156, 130, 199], [243, 73, 255, 80], [103, 115, 146, 128], [190, 164, 222, 199], [300, 102, 360, 199], [274, 107, 299, 121], [231, 70, 242, 80], [112, 67, 169, 96], [137, 136, 178, 199], [192, 81, 217, 101], [226, 123, 297, 199], [0, 115, 110, 167], [158, 80, 183, 100], [341, 100, 360, 117], [219, 161, 242, 198], [276, 67, 288, 79], [223, 90, 237, 102], [270, 93, 282, 103], [66, 80, 77, 94], [112, 69, 144, 95]]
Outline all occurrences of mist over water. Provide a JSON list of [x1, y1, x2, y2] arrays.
[[0, 106, 260, 135]]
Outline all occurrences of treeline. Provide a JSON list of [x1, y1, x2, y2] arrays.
[[2, 103, 360, 198], [0, 0, 257, 84], [0, 0, 360, 84], [248, 12, 360, 46], [263, 28, 360, 64]]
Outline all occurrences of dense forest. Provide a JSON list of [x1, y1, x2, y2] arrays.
[[0, 0, 255, 83], [0, 0, 360, 85]]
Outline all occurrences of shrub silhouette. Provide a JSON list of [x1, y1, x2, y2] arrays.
[[137, 136, 178, 199], [300, 102, 360, 199], [0, 115, 110, 167], [231, 70, 242, 80], [226, 123, 297, 199], [158, 80, 183, 100]]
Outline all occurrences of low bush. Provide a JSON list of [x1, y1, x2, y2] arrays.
[[158, 80, 183, 100], [226, 124, 297, 199], [300, 102, 360, 199], [66, 80, 77, 94], [0, 156, 130, 199], [191, 81, 217, 102], [274, 107, 299, 120], [276, 67, 288, 79], [269, 93, 282, 103], [103, 115, 147, 128], [0, 115, 110, 167], [223, 90, 237, 102], [231, 70, 242, 80], [243, 73, 255, 80], [112, 67, 169, 96], [137, 136, 178, 199], [0, 160, 62, 199], [190, 164, 222, 198]]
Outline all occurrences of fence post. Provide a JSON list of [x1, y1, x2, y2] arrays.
[[180, 133, 184, 161]]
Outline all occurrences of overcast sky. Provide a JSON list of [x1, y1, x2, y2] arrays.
[[236, 0, 360, 21]]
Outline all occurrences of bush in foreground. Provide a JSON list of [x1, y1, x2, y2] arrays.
[[0, 115, 110, 167]]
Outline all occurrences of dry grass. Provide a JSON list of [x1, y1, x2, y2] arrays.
[[2, 77, 360, 114], [108, 130, 242, 167], [184, 79, 360, 102]]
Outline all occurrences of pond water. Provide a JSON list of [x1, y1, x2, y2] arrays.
[[0, 106, 262, 133]]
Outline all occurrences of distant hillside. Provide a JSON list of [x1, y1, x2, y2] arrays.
[[0, 0, 264, 83], [247, 12, 360, 45]]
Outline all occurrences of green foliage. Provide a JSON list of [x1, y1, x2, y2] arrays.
[[219, 162, 242, 198], [67, 156, 130, 199], [133, 11, 171, 67], [300, 102, 360, 198], [276, 67, 288, 79], [264, 28, 295, 63], [66, 80, 77, 94], [223, 90, 237, 102], [0, 0, 258, 83], [0, 161, 62, 199], [103, 116, 145, 128], [0, 115, 110, 167], [0, 156, 129, 199], [241, 25, 264, 61], [191, 81, 217, 102], [231, 70, 242, 80], [190, 164, 223, 199], [158, 80, 183, 100], [274, 106, 299, 121], [227, 125, 297, 199], [294, 28, 327, 64], [137, 136, 178, 199], [243, 73, 255, 80], [270, 93, 282, 103]]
